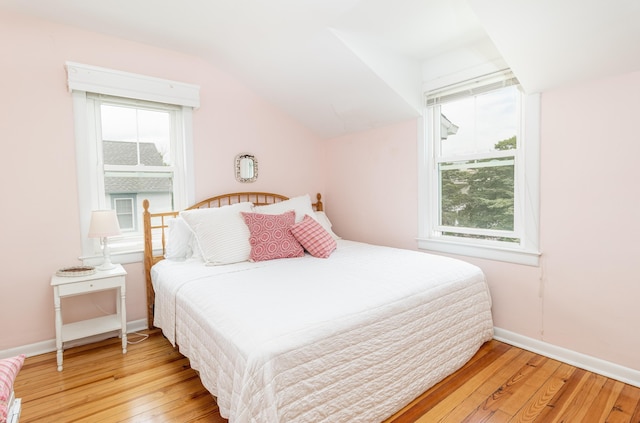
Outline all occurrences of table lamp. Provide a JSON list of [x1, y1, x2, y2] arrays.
[[88, 210, 121, 270]]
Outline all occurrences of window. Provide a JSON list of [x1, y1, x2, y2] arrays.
[[112, 196, 136, 232], [67, 62, 199, 265], [96, 96, 178, 236], [418, 71, 540, 266]]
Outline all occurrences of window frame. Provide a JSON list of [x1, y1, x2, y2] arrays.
[[67, 62, 199, 266], [112, 195, 137, 232], [417, 73, 540, 266]]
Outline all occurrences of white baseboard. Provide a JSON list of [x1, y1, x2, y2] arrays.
[[494, 327, 640, 388], [0, 319, 148, 359]]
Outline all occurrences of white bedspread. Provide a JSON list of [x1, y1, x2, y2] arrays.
[[152, 240, 493, 422]]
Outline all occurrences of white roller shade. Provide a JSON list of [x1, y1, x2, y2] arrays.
[[426, 69, 519, 106]]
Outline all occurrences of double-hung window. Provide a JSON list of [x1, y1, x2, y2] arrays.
[[418, 70, 540, 265], [67, 62, 199, 265], [94, 95, 179, 236]]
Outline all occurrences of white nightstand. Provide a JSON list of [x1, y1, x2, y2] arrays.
[[51, 264, 127, 371]]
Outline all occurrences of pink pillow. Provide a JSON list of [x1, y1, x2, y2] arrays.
[[241, 211, 304, 262], [291, 214, 337, 258], [0, 354, 25, 422]]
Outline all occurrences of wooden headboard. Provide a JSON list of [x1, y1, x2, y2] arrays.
[[142, 192, 324, 328]]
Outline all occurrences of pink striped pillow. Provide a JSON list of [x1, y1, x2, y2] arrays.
[[291, 214, 337, 258], [0, 354, 25, 422], [241, 211, 304, 262]]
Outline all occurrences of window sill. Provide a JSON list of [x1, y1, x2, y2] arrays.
[[81, 250, 144, 267], [417, 238, 540, 266]]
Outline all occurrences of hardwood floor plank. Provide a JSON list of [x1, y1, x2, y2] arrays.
[[79, 371, 201, 418], [443, 350, 536, 422], [498, 355, 559, 416], [457, 353, 546, 421], [631, 397, 640, 423], [584, 378, 627, 423], [604, 383, 640, 423], [485, 409, 514, 423], [554, 372, 608, 423], [145, 390, 223, 423], [414, 347, 525, 422], [72, 374, 207, 422], [507, 362, 576, 422], [533, 367, 591, 422], [18, 338, 183, 405], [20, 354, 194, 421], [385, 340, 511, 422], [13, 330, 640, 423]]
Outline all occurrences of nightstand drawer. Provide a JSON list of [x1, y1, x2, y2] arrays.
[[57, 276, 124, 296]]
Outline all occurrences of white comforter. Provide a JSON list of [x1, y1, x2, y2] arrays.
[[152, 240, 493, 422]]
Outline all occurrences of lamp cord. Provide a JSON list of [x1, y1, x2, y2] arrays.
[[93, 302, 149, 345]]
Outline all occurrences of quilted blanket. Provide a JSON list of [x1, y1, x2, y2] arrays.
[[152, 240, 493, 422]]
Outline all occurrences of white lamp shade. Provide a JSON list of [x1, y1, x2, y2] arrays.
[[88, 210, 121, 238]]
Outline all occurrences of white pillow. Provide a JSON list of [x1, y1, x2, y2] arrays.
[[180, 202, 253, 265], [253, 194, 316, 223], [314, 211, 341, 240], [164, 217, 193, 260]]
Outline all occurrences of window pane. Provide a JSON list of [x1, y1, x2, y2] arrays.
[[101, 105, 137, 142], [105, 171, 174, 233], [441, 231, 520, 243], [101, 104, 171, 166], [105, 172, 173, 196], [439, 85, 519, 156], [114, 197, 134, 231], [99, 101, 175, 240], [439, 156, 515, 231]]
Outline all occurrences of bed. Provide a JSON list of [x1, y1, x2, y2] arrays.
[[143, 192, 493, 422]]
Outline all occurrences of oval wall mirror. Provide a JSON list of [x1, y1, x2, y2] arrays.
[[235, 153, 258, 183]]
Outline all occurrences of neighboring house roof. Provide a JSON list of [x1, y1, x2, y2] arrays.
[[103, 140, 172, 194], [103, 140, 165, 166], [104, 176, 172, 194], [440, 114, 459, 140]]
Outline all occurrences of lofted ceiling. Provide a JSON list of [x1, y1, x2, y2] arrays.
[[2, 0, 640, 138]]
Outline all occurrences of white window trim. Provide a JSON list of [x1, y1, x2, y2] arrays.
[[67, 62, 198, 265], [417, 87, 541, 266], [66, 62, 200, 108]]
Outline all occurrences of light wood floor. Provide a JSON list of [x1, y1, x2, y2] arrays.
[[13, 330, 640, 422]]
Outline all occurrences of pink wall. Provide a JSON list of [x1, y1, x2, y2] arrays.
[[325, 72, 640, 371], [539, 71, 640, 369], [0, 11, 323, 350], [323, 119, 418, 250]]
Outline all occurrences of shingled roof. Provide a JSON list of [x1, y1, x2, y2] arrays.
[[103, 140, 172, 194], [103, 140, 166, 166]]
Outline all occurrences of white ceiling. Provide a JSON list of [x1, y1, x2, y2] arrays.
[[3, 0, 640, 138]]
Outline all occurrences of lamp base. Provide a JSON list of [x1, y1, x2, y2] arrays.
[[96, 263, 117, 271], [97, 236, 116, 271], [96, 258, 116, 271]]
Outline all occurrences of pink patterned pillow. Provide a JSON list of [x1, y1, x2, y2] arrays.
[[291, 214, 337, 258], [0, 354, 25, 422], [241, 211, 304, 262]]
